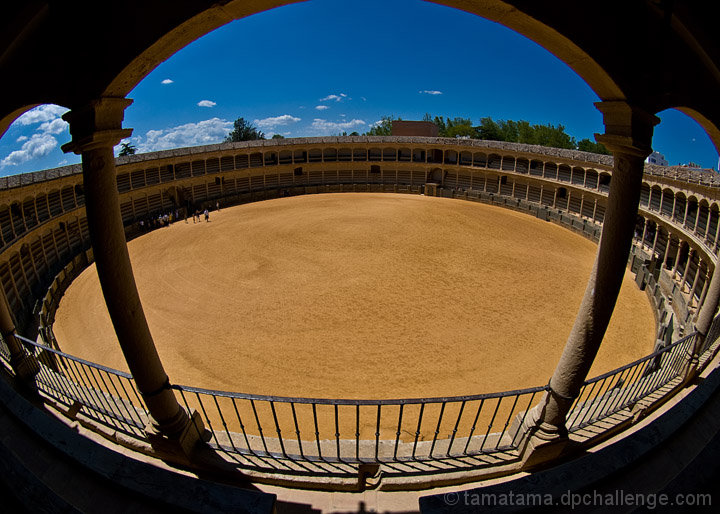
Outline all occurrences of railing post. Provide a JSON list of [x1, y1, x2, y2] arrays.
[[519, 101, 658, 469], [0, 289, 39, 383], [62, 98, 205, 458]]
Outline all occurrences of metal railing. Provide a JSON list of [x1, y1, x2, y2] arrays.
[[0, 314, 718, 476], [567, 333, 696, 434], [172, 383, 547, 473], [15, 335, 149, 439]]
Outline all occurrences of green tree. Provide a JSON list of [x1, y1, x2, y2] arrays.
[[364, 115, 397, 136], [118, 141, 137, 156], [225, 117, 265, 142], [271, 134, 285, 139], [475, 117, 503, 141], [532, 123, 576, 149], [444, 117, 475, 138], [577, 138, 611, 155]]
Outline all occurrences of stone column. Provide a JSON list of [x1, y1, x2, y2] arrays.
[[673, 241, 684, 277], [520, 101, 658, 468], [694, 269, 713, 321], [651, 224, 660, 256], [62, 98, 203, 455], [689, 263, 702, 305], [682, 249, 695, 292], [0, 289, 39, 382], [671, 195, 677, 220], [702, 209, 711, 238], [687, 261, 720, 381], [641, 219, 649, 248], [660, 233, 672, 271]]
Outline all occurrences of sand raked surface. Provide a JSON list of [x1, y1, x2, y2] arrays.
[[54, 193, 655, 400]]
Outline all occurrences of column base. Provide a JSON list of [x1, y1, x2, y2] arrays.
[[145, 408, 208, 459], [518, 406, 570, 470]]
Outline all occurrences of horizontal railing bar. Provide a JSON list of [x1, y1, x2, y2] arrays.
[[169, 383, 549, 405], [579, 333, 696, 386], [17, 335, 133, 379]]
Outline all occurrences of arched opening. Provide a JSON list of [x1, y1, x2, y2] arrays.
[[0, 104, 74, 176], [652, 109, 720, 170]]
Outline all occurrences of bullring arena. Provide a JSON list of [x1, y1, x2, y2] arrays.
[[54, 192, 654, 398], [1, 134, 720, 511]]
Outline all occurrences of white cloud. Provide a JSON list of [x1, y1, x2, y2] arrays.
[[16, 135, 27, 142], [1, 133, 58, 168], [161, 79, 174, 85], [419, 90, 443, 95], [14, 104, 67, 126], [311, 118, 365, 133], [319, 93, 347, 102], [134, 117, 233, 153], [254, 114, 301, 131], [315, 105, 329, 111], [197, 100, 217, 107], [38, 117, 69, 135]]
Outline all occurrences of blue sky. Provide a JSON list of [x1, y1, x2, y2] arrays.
[[1, 0, 717, 176]]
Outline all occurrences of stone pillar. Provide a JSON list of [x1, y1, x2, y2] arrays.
[[660, 233, 672, 271], [696, 263, 720, 331], [0, 289, 39, 382], [673, 241, 684, 277], [641, 219, 649, 248], [689, 263, 702, 305], [651, 224, 660, 256], [687, 262, 720, 381], [682, 249, 695, 292], [520, 101, 658, 468], [671, 195, 677, 220], [697, 270, 712, 310], [62, 98, 203, 455]]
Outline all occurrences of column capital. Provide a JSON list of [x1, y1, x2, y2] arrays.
[[61, 97, 133, 154], [593, 100, 660, 158]]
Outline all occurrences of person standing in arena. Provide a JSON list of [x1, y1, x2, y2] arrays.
[[204, 208, 210, 222]]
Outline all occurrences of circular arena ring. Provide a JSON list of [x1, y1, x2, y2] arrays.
[[3, 137, 720, 488]]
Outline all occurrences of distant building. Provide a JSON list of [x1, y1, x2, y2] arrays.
[[646, 151, 668, 166], [391, 120, 439, 137]]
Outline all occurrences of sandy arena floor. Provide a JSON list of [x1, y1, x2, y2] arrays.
[[54, 193, 655, 399]]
